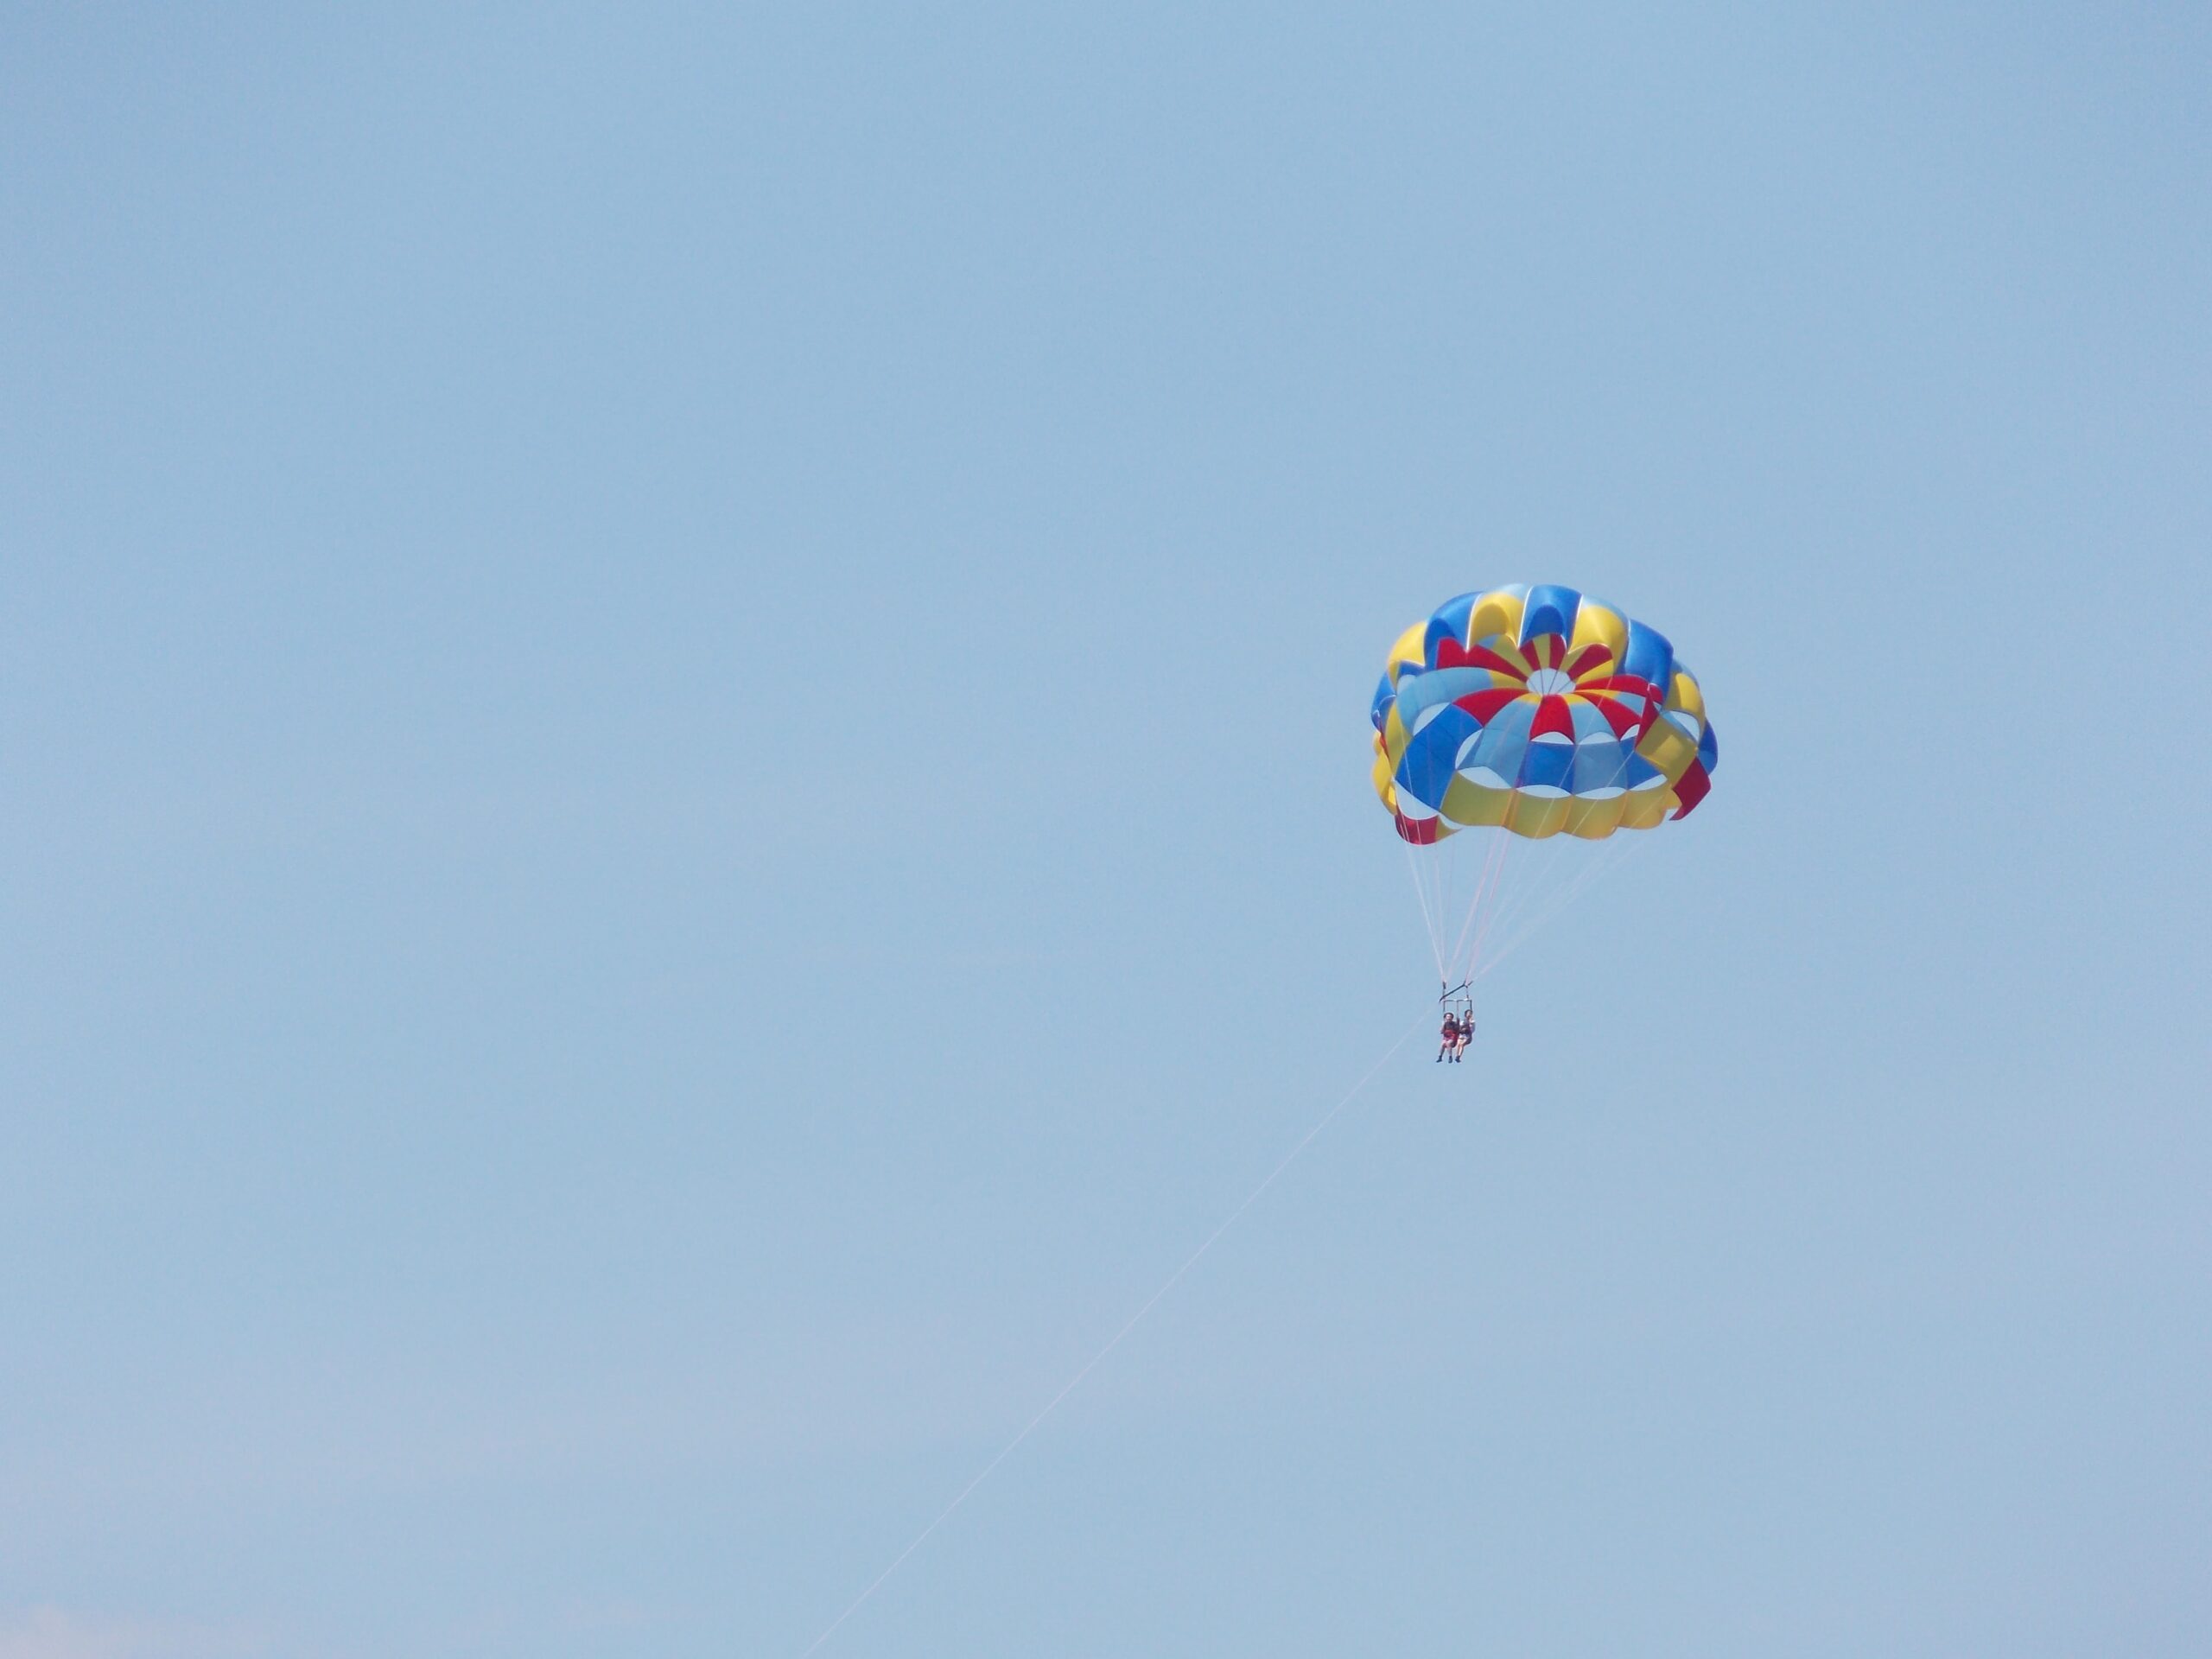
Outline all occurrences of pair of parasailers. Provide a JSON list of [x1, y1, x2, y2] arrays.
[[1438, 1010, 1473, 1062]]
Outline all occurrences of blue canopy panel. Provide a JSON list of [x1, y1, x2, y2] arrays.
[[1395, 703, 1480, 810], [1620, 619, 1675, 692], [1421, 591, 1479, 661], [1571, 736, 1632, 794], [1463, 696, 1536, 783], [1516, 737, 1574, 791], [1519, 583, 1583, 646]]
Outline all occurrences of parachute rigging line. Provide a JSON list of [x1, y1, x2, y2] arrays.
[[1443, 822, 1513, 983], [1475, 830, 1646, 980], [798, 1014, 1428, 1657], [1402, 840, 1447, 983]]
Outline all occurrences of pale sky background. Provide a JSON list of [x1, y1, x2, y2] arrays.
[[3, 4, 2208, 1656]]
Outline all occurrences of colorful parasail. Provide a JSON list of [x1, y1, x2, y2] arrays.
[[1372, 583, 1718, 1005]]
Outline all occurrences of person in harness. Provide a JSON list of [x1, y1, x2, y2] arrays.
[[1439, 982, 1476, 1063]]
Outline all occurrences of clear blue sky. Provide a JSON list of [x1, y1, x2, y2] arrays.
[[3, 5, 2207, 1656]]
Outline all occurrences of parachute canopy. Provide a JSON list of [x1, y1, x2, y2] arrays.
[[1371, 583, 1717, 843]]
